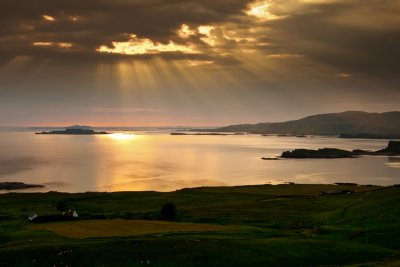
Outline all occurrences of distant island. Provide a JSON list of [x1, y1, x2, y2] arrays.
[[171, 132, 245, 136], [277, 140, 400, 159], [193, 111, 400, 137], [36, 126, 109, 135], [339, 133, 400, 139], [0, 182, 44, 190]]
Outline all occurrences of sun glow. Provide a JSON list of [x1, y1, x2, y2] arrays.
[[33, 42, 73, 48], [42, 15, 55, 21], [246, 1, 285, 20], [108, 133, 138, 141], [176, 24, 196, 38], [33, 42, 53, 46], [96, 34, 197, 55], [58, 42, 73, 48], [198, 26, 217, 46]]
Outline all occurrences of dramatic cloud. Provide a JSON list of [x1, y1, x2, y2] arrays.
[[0, 0, 399, 126], [1, 0, 398, 72], [96, 34, 198, 55]]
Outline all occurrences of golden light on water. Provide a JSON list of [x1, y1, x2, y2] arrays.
[[108, 133, 138, 141]]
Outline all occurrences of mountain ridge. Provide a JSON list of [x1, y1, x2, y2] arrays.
[[195, 111, 400, 135]]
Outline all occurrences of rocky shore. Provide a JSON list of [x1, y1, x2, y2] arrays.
[[277, 141, 400, 159]]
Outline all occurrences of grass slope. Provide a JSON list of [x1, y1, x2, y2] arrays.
[[0, 184, 399, 266], [30, 219, 228, 239]]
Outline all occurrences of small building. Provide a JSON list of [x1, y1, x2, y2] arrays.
[[63, 209, 78, 218], [320, 190, 354, 196], [28, 213, 38, 221]]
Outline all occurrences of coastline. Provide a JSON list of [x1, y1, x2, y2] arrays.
[[0, 182, 391, 194]]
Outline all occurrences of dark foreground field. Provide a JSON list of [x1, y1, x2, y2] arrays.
[[0, 184, 399, 266]]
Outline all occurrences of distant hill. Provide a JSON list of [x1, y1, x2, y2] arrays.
[[66, 125, 93, 130], [197, 111, 400, 136]]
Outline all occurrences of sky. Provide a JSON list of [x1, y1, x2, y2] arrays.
[[0, 0, 399, 127]]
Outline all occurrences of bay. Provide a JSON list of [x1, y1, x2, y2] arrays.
[[0, 131, 398, 192]]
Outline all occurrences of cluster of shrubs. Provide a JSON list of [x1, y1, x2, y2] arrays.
[[30, 214, 77, 223], [29, 201, 178, 223], [161, 203, 177, 221], [29, 201, 79, 223]]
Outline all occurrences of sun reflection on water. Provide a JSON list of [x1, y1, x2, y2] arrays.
[[107, 133, 138, 141]]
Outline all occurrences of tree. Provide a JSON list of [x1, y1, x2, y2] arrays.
[[56, 201, 67, 212], [160, 203, 177, 221]]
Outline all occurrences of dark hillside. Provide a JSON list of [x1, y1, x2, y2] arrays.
[[199, 111, 400, 135]]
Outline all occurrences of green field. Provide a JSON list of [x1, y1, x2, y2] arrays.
[[30, 219, 229, 238], [0, 184, 399, 266]]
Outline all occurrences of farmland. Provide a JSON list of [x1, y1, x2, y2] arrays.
[[0, 183, 399, 266]]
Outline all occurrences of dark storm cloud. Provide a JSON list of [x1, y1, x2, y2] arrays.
[[1, 0, 399, 78], [259, 0, 400, 79], [0, 0, 252, 64]]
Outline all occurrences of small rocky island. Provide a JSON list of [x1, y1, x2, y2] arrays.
[[273, 141, 400, 159], [170, 132, 235, 136], [36, 126, 109, 135], [0, 182, 44, 190], [281, 148, 355, 159], [339, 133, 400, 139]]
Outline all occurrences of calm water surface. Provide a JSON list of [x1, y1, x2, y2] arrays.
[[0, 131, 399, 192]]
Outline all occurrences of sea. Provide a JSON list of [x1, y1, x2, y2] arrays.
[[0, 127, 399, 192]]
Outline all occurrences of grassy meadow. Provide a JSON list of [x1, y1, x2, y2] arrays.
[[0, 183, 399, 266]]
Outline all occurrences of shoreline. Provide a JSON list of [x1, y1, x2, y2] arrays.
[[1, 182, 394, 194]]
